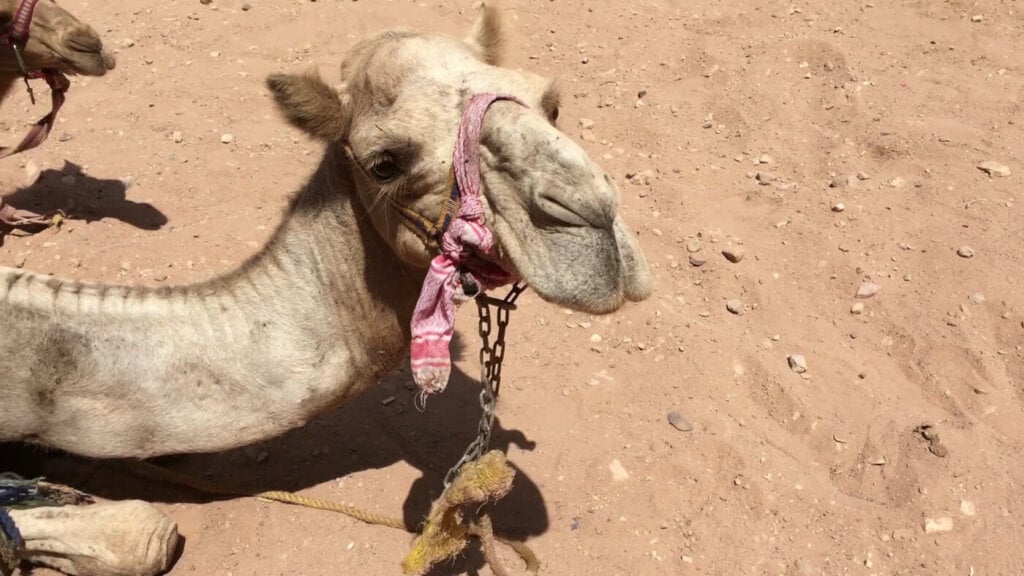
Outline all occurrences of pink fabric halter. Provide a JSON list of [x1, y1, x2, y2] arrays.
[[408, 93, 524, 394]]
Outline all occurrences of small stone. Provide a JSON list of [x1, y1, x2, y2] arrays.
[[121, 38, 135, 48], [851, 302, 865, 314], [856, 171, 870, 180], [241, 2, 251, 9], [969, 292, 985, 304], [924, 516, 954, 534], [889, 177, 905, 188], [957, 246, 975, 258], [977, 160, 1010, 177], [722, 246, 745, 263], [685, 239, 702, 253], [755, 171, 776, 185], [57, 132, 73, 142], [831, 201, 845, 212], [757, 153, 774, 165], [626, 170, 652, 186], [788, 354, 807, 374], [829, 175, 854, 188], [608, 459, 630, 482], [220, 133, 235, 144], [667, 411, 694, 432], [578, 118, 595, 130], [24, 159, 38, 183], [856, 281, 881, 299], [119, 261, 132, 272], [199, 0, 212, 4], [172, 130, 183, 143], [726, 299, 744, 315], [589, 334, 602, 343], [970, 14, 983, 22], [960, 500, 977, 517], [868, 455, 887, 466], [688, 255, 706, 267]]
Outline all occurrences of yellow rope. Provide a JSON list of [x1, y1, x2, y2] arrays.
[[115, 456, 540, 574], [254, 491, 409, 532], [116, 460, 412, 531]]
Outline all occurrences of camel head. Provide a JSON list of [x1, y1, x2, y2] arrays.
[[267, 4, 651, 314], [0, 0, 115, 78]]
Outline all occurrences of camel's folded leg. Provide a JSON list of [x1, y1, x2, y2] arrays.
[[8, 500, 179, 576], [0, 197, 59, 228]]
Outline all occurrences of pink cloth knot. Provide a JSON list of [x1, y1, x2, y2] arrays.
[[409, 93, 524, 394]]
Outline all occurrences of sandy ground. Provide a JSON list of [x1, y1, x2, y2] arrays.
[[2, 0, 1023, 575]]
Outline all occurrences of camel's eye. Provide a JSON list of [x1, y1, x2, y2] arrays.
[[370, 153, 400, 181]]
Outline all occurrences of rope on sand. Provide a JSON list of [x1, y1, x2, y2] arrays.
[[117, 454, 539, 575]]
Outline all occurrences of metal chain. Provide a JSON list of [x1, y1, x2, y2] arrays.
[[442, 282, 527, 490]]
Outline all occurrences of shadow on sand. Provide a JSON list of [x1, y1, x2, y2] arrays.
[[0, 161, 167, 238], [1, 334, 550, 576]]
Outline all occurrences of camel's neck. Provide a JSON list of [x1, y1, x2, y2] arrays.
[[0, 147, 428, 457]]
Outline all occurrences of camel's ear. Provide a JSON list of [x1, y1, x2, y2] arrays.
[[266, 70, 349, 141], [464, 3, 503, 66]]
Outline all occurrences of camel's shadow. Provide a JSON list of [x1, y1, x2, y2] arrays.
[[0, 161, 167, 236], [2, 334, 549, 575]]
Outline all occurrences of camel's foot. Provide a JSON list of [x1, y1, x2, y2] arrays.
[[0, 198, 63, 231], [9, 500, 180, 576]]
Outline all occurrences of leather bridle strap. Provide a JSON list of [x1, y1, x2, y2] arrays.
[[389, 164, 460, 251], [0, 71, 67, 159]]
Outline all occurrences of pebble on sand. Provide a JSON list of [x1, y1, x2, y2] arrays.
[[788, 354, 807, 374], [831, 201, 845, 212], [977, 160, 1011, 177], [221, 133, 235, 144], [856, 281, 881, 299], [608, 459, 630, 482], [722, 246, 745, 263], [957, 246, 975, 258], [667, 411, 694, 432], [726, 299, 744, 315], [851, 302, 865, 314], [960, 500, 977, 517], [924, 516, 954, 534]]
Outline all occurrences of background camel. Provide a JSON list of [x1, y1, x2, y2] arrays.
[[0, 0, 115, 228], [0, 4, 650, 459]]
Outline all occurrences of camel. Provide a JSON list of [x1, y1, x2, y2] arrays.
[[0, 0, 116, 228], [0, 4, 650, 461]]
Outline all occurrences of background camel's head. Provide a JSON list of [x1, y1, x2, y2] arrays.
[[0, 0, 115, 77], [267, 4, 651, 314]]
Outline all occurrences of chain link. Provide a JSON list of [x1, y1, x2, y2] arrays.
[[441, 282, 527, 490]]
